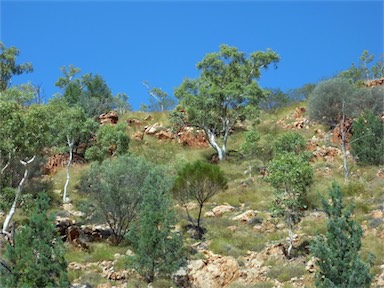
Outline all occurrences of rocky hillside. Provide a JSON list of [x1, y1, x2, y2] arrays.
[[45, 105, 384, 287]]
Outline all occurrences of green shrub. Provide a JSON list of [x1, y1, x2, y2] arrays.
[[267, 262, 306, 282], [351, 111, 384, 165]]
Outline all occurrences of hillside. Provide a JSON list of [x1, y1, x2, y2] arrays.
[[37, 104, 384, 288]]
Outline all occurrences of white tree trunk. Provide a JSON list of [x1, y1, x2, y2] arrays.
[[287, 227, 294, 257], [340, 102, 350, 182], [63, 137, 74, 204], [206, 129, 225, 160], [2, 156, 35, 236]]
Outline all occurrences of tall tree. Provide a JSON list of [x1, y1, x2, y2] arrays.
[[0, 42, 33, 92], [174, 44, 279, 160], [266, 152, 313, 256], [1, 193, 69, 288], [127, 166, 184, 283], [172, 160, 227, 239], [49, 99, 97, 203], [310, 182, 372, 288]]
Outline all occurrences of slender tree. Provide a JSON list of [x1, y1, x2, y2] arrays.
[[128, 166, 184, 283], [173, 160, 227, 239], [310, 182, 372, 288], [49, 99, 97, 203], [267, 152, 313, 256]]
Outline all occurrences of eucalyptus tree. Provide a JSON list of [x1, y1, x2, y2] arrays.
[[0, 42, 33, 92], [49, 99, 97, 203], [143, 81, 175, 111], [174, 44, 279, 160], [0, 103, 51, 236]]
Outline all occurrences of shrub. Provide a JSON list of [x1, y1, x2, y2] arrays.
[[351, 111, 384, 165], [308, 78, 354, 127]]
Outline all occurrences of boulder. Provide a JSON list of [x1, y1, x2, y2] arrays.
[[232, 210, 257, 223], [187, 251, 240, 288], [99, 111, 118, 125], [212, 204, 235, 216]]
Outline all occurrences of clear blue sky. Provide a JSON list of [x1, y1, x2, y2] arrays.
[[1, 1, 383, 110]]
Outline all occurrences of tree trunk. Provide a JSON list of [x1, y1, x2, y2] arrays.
[[287, 227, 294, 257], [205, 129, 225, 160], [340, 102, 350, 182], [2, 156, 35, 236], [63, 137, 74, 204]]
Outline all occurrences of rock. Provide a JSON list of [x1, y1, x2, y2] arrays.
[[377, 168, 384, 178], [306, 257, 316, 273], [371, 210, 384, 219], [232, 210, 257, 223], [155, 129, 174, 140], [144, 122, 162, 134], [126, 118, 141, 126], [227, 225, 237, 232], [143, 114, 152, 121], [126, 249, 134, 257], [187, 252, 240, 288], [177, 127, 209, 148], [363, 77, 384, 87], [204, 211, 216, 217], [212, 204, 235, 216], [99, 111, 118, 125], [132, 131, 144, 141]]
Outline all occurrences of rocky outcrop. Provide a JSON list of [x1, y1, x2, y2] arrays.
[[99, 111, 118, 125], [44, 153, 87, 174], [187, 250, 240, 288], [177, 127, 209, 148], [363, 77, 384, 87], [276, 107, 310, 130]]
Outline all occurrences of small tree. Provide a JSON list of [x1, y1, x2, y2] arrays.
[[266, 152, 313, 256], [172, 160, 227, 239], [127, 166, 184, 283], [80, 155, 152, 244], [0, 193, 69, 287], [143, 81, 176, 111], [49, 100, 97, 203], [351, 111, 384, 166], [310, 182, 373, 287]]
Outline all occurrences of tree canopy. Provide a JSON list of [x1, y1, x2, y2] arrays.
[[174, 44, 280, 160]]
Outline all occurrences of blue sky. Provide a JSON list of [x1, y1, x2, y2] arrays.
[[1, 1, 383, 110]]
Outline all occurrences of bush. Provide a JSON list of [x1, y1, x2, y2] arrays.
[[308, 78, 354, 127], [273, 132, 306, 155], [351, 111, 384, 165]]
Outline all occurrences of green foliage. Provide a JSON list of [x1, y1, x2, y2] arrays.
[[1, 193, 69, 288], [80, 155, 155, 244], [308, 78, 354, 127], [289, 82, 316, 100], [144, 81, 176, 111], [310, 182, 373, 288], [241, 129, 261, 157], [174, 44, 280, 160], [338, 50, 384, 85], [273, 132, 306, 155], [0, 42, 33, 92], [266, 152, 313, 255], [127, 166, 184, 283], [55, 66, 117, 118], [173, 160, 228, 238], [0, 83, 35, 106], [259, 88, 290, 112], [85, 123, 130, 162], [351, 111, 384, 165]]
